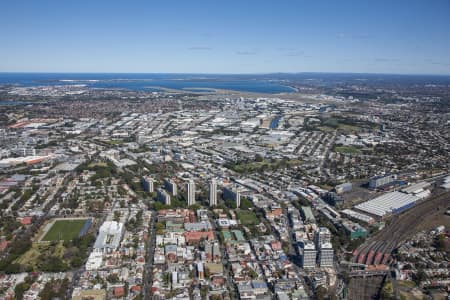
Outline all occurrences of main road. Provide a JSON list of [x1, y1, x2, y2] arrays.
[[144, 210, 157, 300]]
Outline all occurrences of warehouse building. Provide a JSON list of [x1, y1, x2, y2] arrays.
[[341, 209, 375, 225], [335, 182, 352, 194], [368, 174, 397, 189], [354, 191, 419, 218], [341, 220, 368, 240]]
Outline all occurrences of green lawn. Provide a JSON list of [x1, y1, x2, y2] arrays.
[[236, 211, 259, 226], [42, 219, 87, 241], [334, 146, 361, 154], [228, 159, 301, 174], [398, 280, 416, 288]]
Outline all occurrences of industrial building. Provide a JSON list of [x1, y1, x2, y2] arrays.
[[354, 191, 420, 218], [341, 220, 368, 240], [441, 175, 450, 190], [335, 182, 352, 194], [341, 209, 375, 224], [323, 192, 343, 206], [368, 174, 397, 189], [401, 181, 431, 199]]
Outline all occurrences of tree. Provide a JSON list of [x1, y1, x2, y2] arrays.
[[70, 256, 83, 268], [315, 286, 328, 300], [155, 222, 165, 234], [414, 269, 427, 284], [248, 268, 258, 279], [14, 281, 30, 300], [240, 197, 253, 210], [434, 234, 446, 251], [106, 273, 120, 283], [204, 267, 211, 279], [254, 154, 263, 162], [113, 211, 121, 222]]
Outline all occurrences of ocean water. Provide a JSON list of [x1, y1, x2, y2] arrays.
[[0, 73, 296, 94]]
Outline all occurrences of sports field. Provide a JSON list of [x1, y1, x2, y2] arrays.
[[42, 219, 88, 241]]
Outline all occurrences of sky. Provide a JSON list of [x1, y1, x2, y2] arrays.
[[0, 0, 449, 74]]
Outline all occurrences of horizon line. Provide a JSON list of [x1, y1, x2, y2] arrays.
[[0, 71, 449, 77]]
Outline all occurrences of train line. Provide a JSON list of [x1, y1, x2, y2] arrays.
[[353, 190, 450, 266]]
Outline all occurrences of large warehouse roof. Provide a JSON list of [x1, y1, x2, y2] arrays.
[[401, 181, 430, 194], [354, 191, 419, 218]]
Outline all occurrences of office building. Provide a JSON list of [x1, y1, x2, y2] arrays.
[[319, 242, 334, 267], [314, 227, 331, 248], [300, 241, 317, 269]]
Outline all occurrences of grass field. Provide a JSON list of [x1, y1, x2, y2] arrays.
[[42, 219, 87, 241], [236, 210, 259, 226], [229, 159, 301, 174], [16, 242, 65, 266], [398, 281, 416, 288], [88, 162, 108, 168], [334, 146, 361, 154]]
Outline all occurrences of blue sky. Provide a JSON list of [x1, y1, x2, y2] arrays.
[[1, 0, 449, 74]]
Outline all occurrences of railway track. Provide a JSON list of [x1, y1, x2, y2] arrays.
[[354, 190, 450, 265]]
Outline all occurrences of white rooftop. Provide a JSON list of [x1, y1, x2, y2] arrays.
[[355, 191, 419, 217]]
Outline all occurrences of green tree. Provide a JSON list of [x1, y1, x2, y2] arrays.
[[113, 211, 121, 222], [14, 281, 31, 300]]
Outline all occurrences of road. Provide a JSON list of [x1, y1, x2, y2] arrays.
[[210, 214, 239, 300], [284, 207, 314, 298], [143, 210, 157, 300], [67, 203, 111, 298]]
